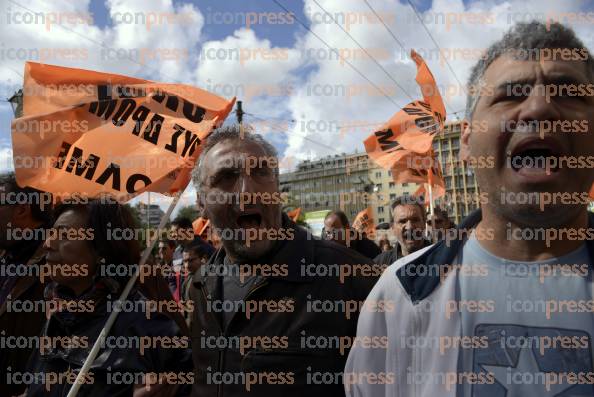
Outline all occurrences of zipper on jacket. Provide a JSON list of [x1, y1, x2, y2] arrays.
[[199, 285, 224, 397]]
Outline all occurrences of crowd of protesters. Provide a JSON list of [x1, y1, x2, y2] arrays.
[[0, 19, 593, 397]]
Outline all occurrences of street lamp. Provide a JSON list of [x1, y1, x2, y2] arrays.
[[8, 89, 23, 117]]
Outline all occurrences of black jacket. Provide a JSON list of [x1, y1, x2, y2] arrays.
[[189, 216, 380, 397], [25, 287, 193, 397], [348, 236, 381, 259], [0, 236, 47, 397]]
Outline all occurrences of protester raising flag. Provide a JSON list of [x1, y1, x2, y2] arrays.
[[11, 62, 235, 202], [352, 207, 375, 239], [9, 62, 235, 397]]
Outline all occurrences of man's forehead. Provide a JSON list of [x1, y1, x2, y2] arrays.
[[482, 53, 590, 87], [394, 205, 421, 217], [206, 139, 268, 168]]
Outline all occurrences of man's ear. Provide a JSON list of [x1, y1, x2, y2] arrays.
[[459, 120, 472, 162]]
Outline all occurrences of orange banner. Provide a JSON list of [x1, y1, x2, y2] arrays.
[[414, 184, 428, 207], [193, 217, 210, 238], [12, 62, 235, 202], [389, 149, 445, 191], [364, 50, 446, 170], [352, 207, 375, 239], [287, 207, 301, 222]]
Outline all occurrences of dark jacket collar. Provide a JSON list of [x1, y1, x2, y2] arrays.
[[397, 208, 594, 303]]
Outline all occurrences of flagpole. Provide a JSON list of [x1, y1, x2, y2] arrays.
[[66, 188, 186, 397], [428, 183, 436, 243], [147, 192, 151, 248]]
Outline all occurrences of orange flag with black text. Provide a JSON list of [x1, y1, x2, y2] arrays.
[[193, 217, 210, 238], [287, 207, 301, 222], [389, 149, 445, 195], [365, 50, 446, 170], [11, 62, 235, 202], [352, 207, 375, 239]]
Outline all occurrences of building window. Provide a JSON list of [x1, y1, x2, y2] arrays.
[[390, 193, 396, 200], [402, 183, 408, 187], [378, 206, 385, 213], [387, 170, 392, 176], [378, 218, 385, 223], [376, 184, 382, 190], [375, 171, 382, 178], [389, 182, 395, 188]]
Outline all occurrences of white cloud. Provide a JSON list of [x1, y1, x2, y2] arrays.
[[280, 0, 594, 165], [2, 0, 593, 214]]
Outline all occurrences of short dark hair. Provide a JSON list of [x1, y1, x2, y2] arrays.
[[171, 216, 193, 229], [0, 172, 52, 225], [466, 21, 594, 119], [54, 199, 140, 288], [390, 195, 425, 223], [184, 237, 214, 258], [324, 210, 350, 228]]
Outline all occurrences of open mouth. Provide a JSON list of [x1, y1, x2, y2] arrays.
[[236, 212, 262, 229], [509, 139, 562, 175]]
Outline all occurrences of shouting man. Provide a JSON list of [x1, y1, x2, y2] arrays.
[[189, 126, 379, 397], [346, 21, 594, 396]]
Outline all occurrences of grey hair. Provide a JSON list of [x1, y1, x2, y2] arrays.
[[465, 21, 594, 120], [191, 124, 279, 189]]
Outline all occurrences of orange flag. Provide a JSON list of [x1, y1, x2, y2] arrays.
[[352, 207, 375, 239], [192, 217, 210, 238], [428, 163, 446, 199], [389, 149, 444, 194], [414, 184, 429, 208], [287, 207, 301, 222], [12, 62, 235, 202], [365, 50, 446, 169]]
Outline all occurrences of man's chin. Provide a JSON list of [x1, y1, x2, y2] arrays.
[[227, 240, 274, 262], [496, 202, 583, 228]]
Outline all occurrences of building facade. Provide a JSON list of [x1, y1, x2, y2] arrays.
[[432, 121, 480, 224], [280, 121, 479, 231], [280, 152, 372, 220], [135, 202, 165, 227]]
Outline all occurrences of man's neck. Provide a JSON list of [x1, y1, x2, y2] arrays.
[[475, 207, 589, 262]]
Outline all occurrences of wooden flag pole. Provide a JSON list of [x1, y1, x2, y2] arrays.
[[66, 189, 185, 397]]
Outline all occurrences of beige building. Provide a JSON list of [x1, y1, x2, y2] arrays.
[[280, 121, 480, 233], [432, 121, 480, 224], [279, 152, 372, 220]]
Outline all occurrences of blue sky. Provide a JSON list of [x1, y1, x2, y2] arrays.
[[1, 0, 593, 211]]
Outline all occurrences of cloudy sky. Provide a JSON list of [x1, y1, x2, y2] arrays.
[[1, 0, 593, 212]]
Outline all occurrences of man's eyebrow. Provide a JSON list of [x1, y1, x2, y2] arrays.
[[545, 74, 586, 86], [495, 78, 536, 91]]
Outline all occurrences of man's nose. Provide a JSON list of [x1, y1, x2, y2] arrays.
[[515, 84, 562, 128], [239, 173, 257, 194]]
